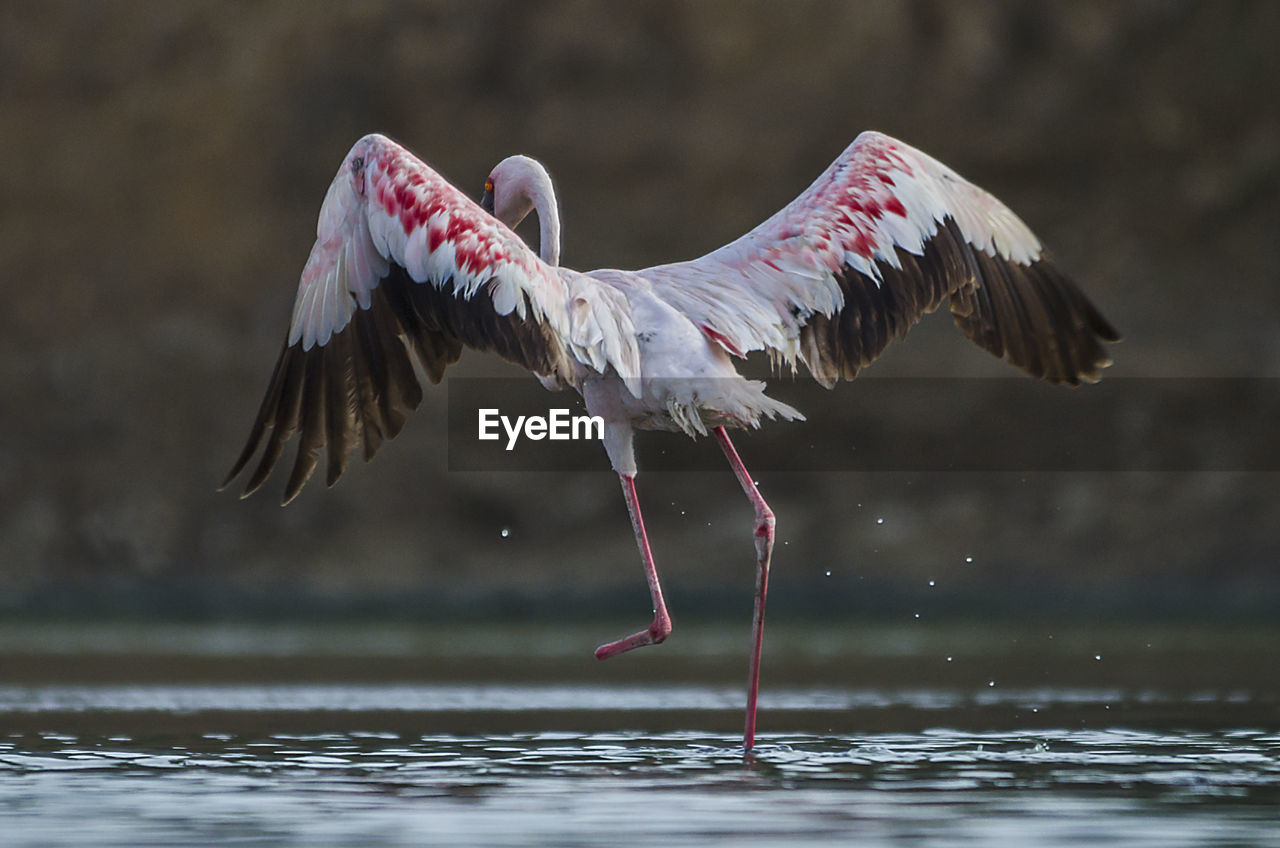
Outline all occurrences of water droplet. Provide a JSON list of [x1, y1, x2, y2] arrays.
[[680, 511, 686, 516], [913, 612, 920, 619], [964, 556, 974, 564], [500, 528, 510, 539], [824, 570, 831, 577], [1094, 654, 1102, 661], [928, 580, 936, 587], [946, 656, 953, 662], [876, 518, 884, 525], [988, 680, 996, 687]]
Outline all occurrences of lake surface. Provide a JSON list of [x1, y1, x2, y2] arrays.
[[0, 621, 1277, 846]]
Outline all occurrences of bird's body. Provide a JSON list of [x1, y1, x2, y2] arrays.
[[564, 267, 802, 474], [225, 130, 1119, 750]]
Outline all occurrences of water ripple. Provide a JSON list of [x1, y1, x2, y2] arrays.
[[1, 684, 1278, 847], [2, 727, 1277, 847]]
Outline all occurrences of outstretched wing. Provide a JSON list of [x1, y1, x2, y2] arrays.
[[224, 134, 638, 503], [639, 131, 1119, 387]]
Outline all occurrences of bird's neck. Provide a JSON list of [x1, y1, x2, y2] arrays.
[[528, 177, 561, 266]]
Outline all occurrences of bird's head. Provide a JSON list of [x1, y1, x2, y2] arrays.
[[482, 155, 554, 227], [481, 155, 561, 265]]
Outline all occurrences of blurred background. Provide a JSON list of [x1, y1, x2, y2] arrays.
[[1, 0, 1277, 625]]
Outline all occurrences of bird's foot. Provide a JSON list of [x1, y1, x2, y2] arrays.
[[594, 615, 672, 660]]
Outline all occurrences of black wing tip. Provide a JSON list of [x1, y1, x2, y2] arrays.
[[219, 440, 264, 496], [1014, 333, 1119, 387], [1094, 315, 1123, 345], [223, 421, 340, 505], [217, 469, 241, 493], [222, 304, 431, 505], [219, 415, 271, 493], [956, 246, 1122, 386], [216, 457, 270, 500], [811, 214, 1124, 387]]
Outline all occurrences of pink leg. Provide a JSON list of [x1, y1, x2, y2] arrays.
[[595, 473, 673, 660], [713, 426, 775, 752]]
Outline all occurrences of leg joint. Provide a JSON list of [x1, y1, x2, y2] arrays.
[[650, 615, 672, 644], [754, 510, 775, 540]]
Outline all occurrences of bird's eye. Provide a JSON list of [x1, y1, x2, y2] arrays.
[[484, 179, 494, 194]]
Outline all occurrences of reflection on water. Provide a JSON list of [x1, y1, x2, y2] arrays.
[[0, 621, 1277, 847]]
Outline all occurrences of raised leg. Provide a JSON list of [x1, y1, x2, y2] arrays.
[[713, 425, 775, 751], [595, 473, 673, 660]]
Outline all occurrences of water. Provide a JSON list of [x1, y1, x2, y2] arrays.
[[1, 622, 1277, 847]]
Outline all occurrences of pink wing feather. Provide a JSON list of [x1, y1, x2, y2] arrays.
[[225, 134, 636, 503], [640, 131, 1119, 386]]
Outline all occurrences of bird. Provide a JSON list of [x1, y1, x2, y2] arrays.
[[223, 130, 1119, 751]]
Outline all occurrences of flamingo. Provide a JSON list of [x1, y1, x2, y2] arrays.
[[223, 131, 1119, 750]]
